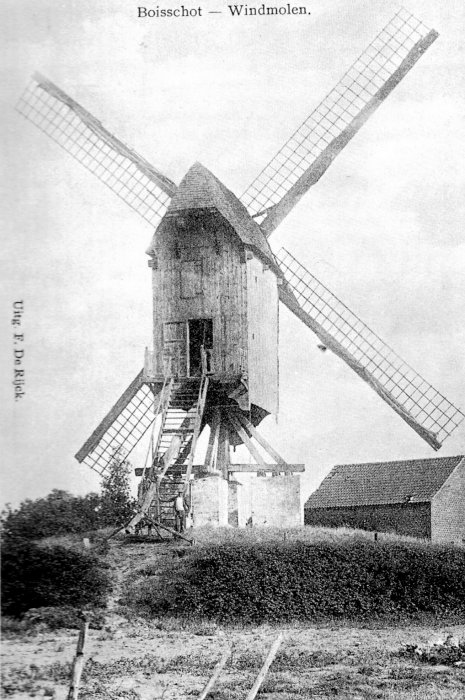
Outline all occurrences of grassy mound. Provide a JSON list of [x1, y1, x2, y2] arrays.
[[131, 530, 465, 624]]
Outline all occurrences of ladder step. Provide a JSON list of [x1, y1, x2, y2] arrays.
[[163, 428, 193, 435]]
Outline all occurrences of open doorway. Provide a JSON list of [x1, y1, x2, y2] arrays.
[[188, 318, 213, 376]]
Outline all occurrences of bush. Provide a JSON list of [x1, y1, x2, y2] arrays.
[[1, 490, 102, 540], [399, 637, 465, 666], [1, 455, 137, 541], [135, 539, 465, 623], [1, 538, 111, 617]]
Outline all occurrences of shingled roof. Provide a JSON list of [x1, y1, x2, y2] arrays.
[[305, 455, 464, 508], [161, 162, 281, 274]]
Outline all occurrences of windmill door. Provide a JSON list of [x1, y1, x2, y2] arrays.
[[188, 318, 213, 376], [162, 322, 187, 377]]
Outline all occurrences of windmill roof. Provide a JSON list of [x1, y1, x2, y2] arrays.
[[164, 162, 281, 274], [305, 455, 464, 508]]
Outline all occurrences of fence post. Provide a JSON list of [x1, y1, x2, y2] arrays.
[[67, 615, 89, 700], [244, 633, 283, 700], [197, 648, 230, 700]]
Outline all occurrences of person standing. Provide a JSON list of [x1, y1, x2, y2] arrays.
[[173, 489, 189, 533]]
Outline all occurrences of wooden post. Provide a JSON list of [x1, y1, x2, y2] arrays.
[[244, 633, 283, 700], [67, 615, 89, 700], [227, 412, 267, 468], [205, 407, 221, 472], [235, 412, 287, 466], [197, 648, 230, 700], [216, 418, 230, 480], [144, 513, 193, 545]]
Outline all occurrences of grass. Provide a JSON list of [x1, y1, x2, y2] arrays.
[[190, 524, 426, 547], [37, 527, 113, 552]]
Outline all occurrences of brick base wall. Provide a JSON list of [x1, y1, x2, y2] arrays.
[[304, 502, 431, 539]]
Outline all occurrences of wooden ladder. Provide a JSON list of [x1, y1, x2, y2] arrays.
[[149, 373, 209, 529]]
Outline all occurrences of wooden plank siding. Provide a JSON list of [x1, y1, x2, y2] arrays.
[[150, 213, 248, 379], [246, 254, 279, 415]]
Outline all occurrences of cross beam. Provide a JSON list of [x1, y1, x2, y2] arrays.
[[227, 463, 304, 473], [135, 463, 303, 477]]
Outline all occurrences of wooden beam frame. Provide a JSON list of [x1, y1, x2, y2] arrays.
[[226, 412, 267, 467], [205, 407, 221, 472], [234, 411, 287, 465], [216, 417, 231, 479], [227, 464, 304, 473], [138, 464, 304, 476]]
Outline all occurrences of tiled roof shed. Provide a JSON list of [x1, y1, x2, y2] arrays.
[[306, 455, 464, 508], [305, 455, 465, 542]]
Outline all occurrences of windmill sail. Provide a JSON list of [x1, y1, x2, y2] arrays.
[[16, 74, 177, 227], [277, 249, 464, 450], [241, 8, 438, 236], [75, 371, 163, 475]]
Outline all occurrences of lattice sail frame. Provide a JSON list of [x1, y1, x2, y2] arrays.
[[75, 373, 160, 476], [277, 249, 464, 450], [241, 8, 437, 232], [16, 74, 176, 227]]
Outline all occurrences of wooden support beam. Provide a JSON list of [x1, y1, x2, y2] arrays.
[[135, 462, 305, 477], [216, 415, 231, 479], [227, 464, 304, 473], [205, 407, 221, 472], [235, 411, 287, 465], [144, 513, 193, 545], [227, 411, 267, 467]]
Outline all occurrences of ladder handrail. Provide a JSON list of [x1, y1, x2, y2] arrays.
[[151, 377, 174, 469], [183, 374, 209, 490], [141, 377, 171, 481]]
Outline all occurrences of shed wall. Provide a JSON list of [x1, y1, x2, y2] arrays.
[[304, 502, 431, 538], [431, 458, 465, 544]]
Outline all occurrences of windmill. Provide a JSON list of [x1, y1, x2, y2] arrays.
[[16, 8, 464, 529]]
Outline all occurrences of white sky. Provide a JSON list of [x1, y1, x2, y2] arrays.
[[1, 0, 464, 507]]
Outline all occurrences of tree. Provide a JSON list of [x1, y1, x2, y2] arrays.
[[99, 448, 137, 526]]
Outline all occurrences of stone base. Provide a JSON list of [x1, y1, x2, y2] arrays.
[[246, 474, 302, 527], [191, 474, 228, 527], [190, 473, 302, 528], [228, 478, 249, 527]]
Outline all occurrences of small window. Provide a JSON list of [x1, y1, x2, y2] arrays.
[[180, 260, 202, 299], [163, 322, 185, 342]]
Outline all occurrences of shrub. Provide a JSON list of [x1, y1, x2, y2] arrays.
[[1, 538, 111, 617], [134, 539, 465, 623], [1, 454, 137, 541], [1, 490, 102, 540], [399, 638, 465, 665]]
